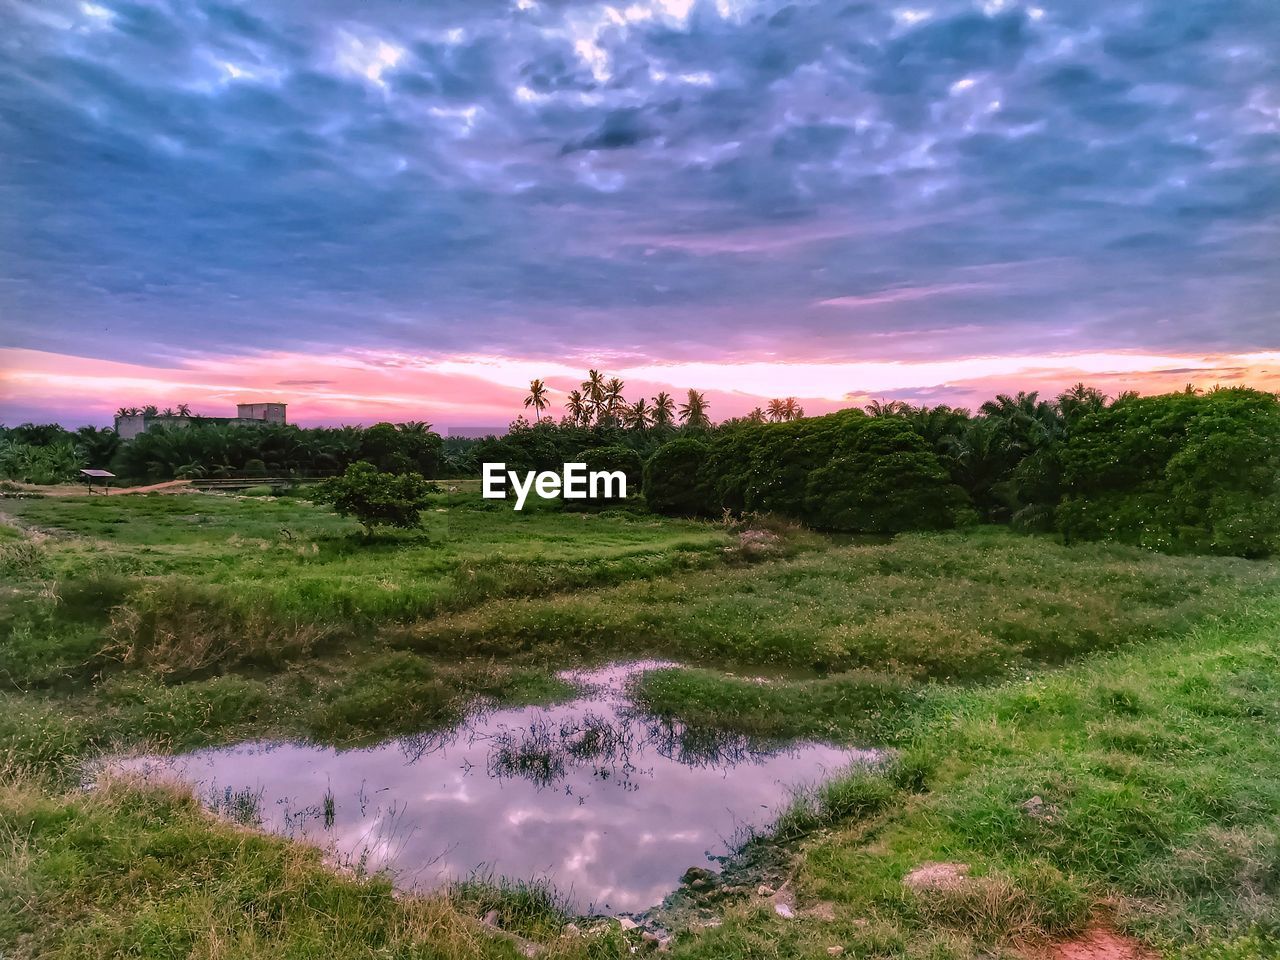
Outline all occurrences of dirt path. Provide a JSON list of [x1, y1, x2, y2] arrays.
[[2, 479, 194, 497], [107, 479, 193, 495]]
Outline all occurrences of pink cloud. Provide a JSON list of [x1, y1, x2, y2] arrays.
[[3, 346, 1278, 428]]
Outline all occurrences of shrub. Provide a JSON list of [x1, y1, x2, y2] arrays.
[[1058, 389, 1280, 557], [313, 461, 438, 533], [648, 410, 970, 533], [567, 444, 642, 509], [806, 418, 969, 533], [643, 437, 711, 515]]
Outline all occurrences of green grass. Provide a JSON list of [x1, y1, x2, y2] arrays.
[[4, 492, 1280, 957], [673, 597, 1280, 959], [418, 526, 1254, 675], [0, 490, 729, 631], [6, 593, 1280, 957]]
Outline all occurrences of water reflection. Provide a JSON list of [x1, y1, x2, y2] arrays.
[[102, 662, 876, 913]]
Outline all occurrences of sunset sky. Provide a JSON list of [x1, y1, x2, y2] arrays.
[[2, 0, 1278, 427]]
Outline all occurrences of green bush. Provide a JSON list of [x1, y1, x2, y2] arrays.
[[567, 444, 642, 509], [806, 418, 968, 533], [313, 461, 438, 533], [1058, 389, 1280, 557], [648, 410, 970, 533], [642, 437, 711, 516]]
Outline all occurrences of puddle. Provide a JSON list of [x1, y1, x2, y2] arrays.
[[99, 661, 876, 914]]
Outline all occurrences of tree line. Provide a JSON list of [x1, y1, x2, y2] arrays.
[[4, 380, 1279, 557]]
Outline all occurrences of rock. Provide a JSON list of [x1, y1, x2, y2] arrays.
[[482, 909, 500, 927], [774, 902, 795, 919], [902, 862, 970, 892], [641, 932, 661, 945], [563, 923, 581, 937], [756, 884, 776, 896], [618, 917, 639, 930], [803, 901, 837, 922], [680, 867, 716, 886], [1021, 795, 1059, 820], [827, 948, 844, 957]]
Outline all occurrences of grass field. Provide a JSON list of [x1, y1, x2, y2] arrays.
[[2, 489, 1279, 958]]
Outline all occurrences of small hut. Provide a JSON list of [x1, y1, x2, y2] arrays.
[[80, 468, 115, 494]]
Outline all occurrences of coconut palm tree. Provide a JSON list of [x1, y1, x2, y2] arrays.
[[115, 407, 132, 420], [142, 405, 158, 417], [582, 370, 607, 422], [766, 398, 786, 422], [603, 378, 626, 421], [783, 398, 804, 420], [747, 407, 766, 423], [623, 398, 652, 430], [678, 389, 710, 429], [175, 403, 192, 417], [524, 379, 549, 422], [1056, 383, 1106, 425], [565, 389, 589, 426], [652, 392, 676, 428], [865, 399, 909, 418]]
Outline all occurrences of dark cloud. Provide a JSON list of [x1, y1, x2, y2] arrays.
[[1, 0, 1277, 367]]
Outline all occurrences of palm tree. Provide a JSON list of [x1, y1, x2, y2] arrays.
[[582, 370, 607, 422], [400, 420, 434, 434], [624, 398, 652, 430], [565, 389, 589, 426], [1056, 383, 1106, 425], [175, 403, 192, 417], [524, 379, 549, 422], [142, 405, 158, 417], [115, 407, 132, 420], [652, 392, 676, 428], [603, 377, 626, 423], [865, 399, 909, 418], [678, 389, 710, 429], [747, 407, 766, 423]]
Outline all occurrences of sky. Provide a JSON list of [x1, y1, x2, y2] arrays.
[[1, 0, 1278, 427]]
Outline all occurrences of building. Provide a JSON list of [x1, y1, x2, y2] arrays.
[[234, 402, 287, 424], [115, 402, 288, 440]]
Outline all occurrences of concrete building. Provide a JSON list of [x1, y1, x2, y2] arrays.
[[235, 402, 287, 424], [115, 402, 288, 440]]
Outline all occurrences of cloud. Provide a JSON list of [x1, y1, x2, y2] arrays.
[[1, 0, 1277, 411]]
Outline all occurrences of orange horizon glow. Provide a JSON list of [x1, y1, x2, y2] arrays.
[[3, 346, 1279, 428]]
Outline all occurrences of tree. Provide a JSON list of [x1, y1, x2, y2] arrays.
[[313, 461, 437, 534], [524, 379, 549, 422], [582, 370, 607, 422], [643, 437, 711, 516], [176, 403, 192, 417], [652, 392, 676, 428], [624, 398, 652, 430], [603, 377, 626, 424], [678, 389, 710, 429], [765, 398, 803, 422], [1056, 383, 1106, 425], [865, 399, 909, 418], [565, 389, 589, 426]]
